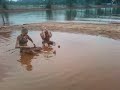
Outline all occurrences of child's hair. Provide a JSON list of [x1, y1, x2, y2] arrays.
[[21, 27, 28, 34]]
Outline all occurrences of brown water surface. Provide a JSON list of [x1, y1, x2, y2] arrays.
[[0, 31, 120, 90]]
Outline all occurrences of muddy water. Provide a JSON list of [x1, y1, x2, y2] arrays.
[[0, 31, 120, 90]]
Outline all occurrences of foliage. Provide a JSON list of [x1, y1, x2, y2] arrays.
[[1, 0, 120, 7]]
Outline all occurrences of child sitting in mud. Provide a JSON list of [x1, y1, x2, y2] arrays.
[[40, 28, 55, 46], [40, 27, 57, 54], [15, 27, 58, 55], [15, 27, 42, 54]]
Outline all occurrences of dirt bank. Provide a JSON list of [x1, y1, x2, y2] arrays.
[[0, 22, 120, 40]]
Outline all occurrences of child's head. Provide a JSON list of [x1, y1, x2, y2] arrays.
[[45, 30, 49, 35], [21, 27, 28, 35]]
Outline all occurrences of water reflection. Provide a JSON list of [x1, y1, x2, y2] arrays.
[[65, 9, 77, 20], [0, 0, 10, 25], [0, 8, 119, 25], [42, 46, 56, 59], [17, 46, 56, 71], [112, 8, 120, 15], [96, 8, 104, 16], [1, 11, 9, 26], [84, 9, 91, 17], [18, 53, 34, 71], [46, 10, 53, 20]]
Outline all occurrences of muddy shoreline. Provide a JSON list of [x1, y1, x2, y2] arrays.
[[0, 22, 120, 40]]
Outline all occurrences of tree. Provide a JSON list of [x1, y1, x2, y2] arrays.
[[46, 0, 52, 9], [66, 0, 78, 8]]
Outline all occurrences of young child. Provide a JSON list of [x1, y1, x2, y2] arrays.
[[15, 27, 42, 54], [40, 29, 55, 46]]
